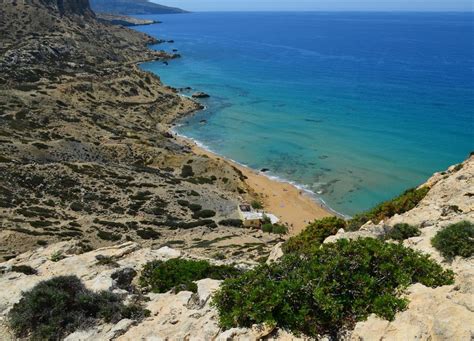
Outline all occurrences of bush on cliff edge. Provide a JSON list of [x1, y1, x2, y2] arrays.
[[212, 238, 454, 338], [347, 187, 430, 231], [282, 216, 346, 255], [139, 258, 241, 293], [8, 276, 149, 340], [431, 221, 474, 259]]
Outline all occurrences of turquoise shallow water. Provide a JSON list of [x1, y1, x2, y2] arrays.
[[136, 12, 474, 216]]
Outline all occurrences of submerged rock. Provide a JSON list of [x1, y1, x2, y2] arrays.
[[192, 92, 210, 99]]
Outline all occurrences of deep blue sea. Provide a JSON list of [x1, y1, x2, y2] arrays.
[[135, 12, 474, 216]]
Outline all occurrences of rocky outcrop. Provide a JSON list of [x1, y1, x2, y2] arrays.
[[266, 241, 284, 264], [0, 242, 297, 340], [351, 278, 473, 341], [192, 91, 211, 99]]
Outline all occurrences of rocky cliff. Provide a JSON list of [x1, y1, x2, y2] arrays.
[[46, 0, 95, 16]]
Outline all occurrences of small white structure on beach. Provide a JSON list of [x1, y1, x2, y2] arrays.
[[238, 204, 279, 228]]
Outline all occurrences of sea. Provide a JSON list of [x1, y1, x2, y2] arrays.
[[135, 12, 474, 216]]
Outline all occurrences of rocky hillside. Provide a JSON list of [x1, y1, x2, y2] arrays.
[[90, 0, 186, 15], [0, 0, 277, 262], [0, 157, 472, 340]]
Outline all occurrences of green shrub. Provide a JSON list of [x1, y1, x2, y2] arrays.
[[11, 265, 37, 275], [29, 220, 54, 228], [431, 221, 474, 259], [188, 203, 202, 212], [213, 252, 226, 260], [272, 224, 288, 235], [283, 217, 346, 255], [97, 230, 121, 241], [189, 190, 200, 196], [261, 215, 271, 225], [193, 209, 216, 219], [348, 187, 429, 231], [139, 258, 240, 293], [262, 223, 273, 233], [136, 228, 161, 240], [180, 165, 194, 178], [251, 200, 263, 210], [50, 251, 65, 262], [95, 255, 119, 268], [262, 223, 288, 235], [8, 276, 149, 340], [166, 219, 217, 229], [177, 200, 189, 207], [385, 223, 421, 241], [212, 238, 454, 338], [218, 219, 243, 228]]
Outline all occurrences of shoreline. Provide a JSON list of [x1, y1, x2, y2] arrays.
[[135, 21, 337, 234], [171, 128, 335, 235]]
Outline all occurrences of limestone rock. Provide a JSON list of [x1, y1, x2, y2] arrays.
[[0, 242, 180, 315], [64, 327, 104, 341], [351, 280, 474, 341], [155, 246, 182, 259], [196, 278, 221, 305], [105, 319, 136, 339], [266, 242, 284, 264]]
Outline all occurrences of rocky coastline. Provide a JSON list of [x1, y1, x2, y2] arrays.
[[1, 1, 472, 340], [96, 13, 162, 27]]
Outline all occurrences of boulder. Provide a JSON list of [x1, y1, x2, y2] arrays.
[[105, 319, 136, 339], [266, 242, 284, 264], [155, 246, 181, 259], [192, 92, 210, 99], [351, 280, 474, 340], [196, 278, 221, 305]]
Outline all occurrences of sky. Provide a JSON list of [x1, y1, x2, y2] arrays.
[[153, 0, 473, 12]]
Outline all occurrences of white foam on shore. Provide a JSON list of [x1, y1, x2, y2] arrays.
[[171, 128, 350, 219]]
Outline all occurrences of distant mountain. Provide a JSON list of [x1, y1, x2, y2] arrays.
[[90, 0, 187, 15]]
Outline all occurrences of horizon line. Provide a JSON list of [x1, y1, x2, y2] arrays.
[[163, 9, 474, 14]]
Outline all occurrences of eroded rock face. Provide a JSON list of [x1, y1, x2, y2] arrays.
[[351, 280, 474, 341]]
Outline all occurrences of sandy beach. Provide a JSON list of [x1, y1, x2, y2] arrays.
[[176, 135, 334, 235]]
